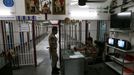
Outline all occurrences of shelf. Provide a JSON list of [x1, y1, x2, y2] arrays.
[[110, 0, 133, 11], [122, 0, 132, 5], [105, 62, 122, 74], [109, 29, 132, 33], [105, 62, 134, 75], [111, 56, 134, 64], [107, 45, 134, 53]]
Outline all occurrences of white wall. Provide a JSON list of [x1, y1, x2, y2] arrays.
[[13, 0, 110, 20], [0, 0, 110, 20]]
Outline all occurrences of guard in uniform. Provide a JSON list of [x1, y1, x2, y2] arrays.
[[49, 27, 59, 74]]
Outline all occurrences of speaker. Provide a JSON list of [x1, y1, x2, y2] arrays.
[[78, 0, 86, 6]]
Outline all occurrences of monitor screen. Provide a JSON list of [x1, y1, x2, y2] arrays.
[[108, 38, 114, 45], [110, 12, 132, 29], [118, 40, 125, 48]]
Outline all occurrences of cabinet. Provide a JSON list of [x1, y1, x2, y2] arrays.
[[61, 49, 85, 75], [105, 30, 134, 75]]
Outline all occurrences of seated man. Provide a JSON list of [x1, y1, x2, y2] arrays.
[[74, 38, 97, 58]]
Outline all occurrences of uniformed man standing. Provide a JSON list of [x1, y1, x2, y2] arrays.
[[49, 27, 59, 74]]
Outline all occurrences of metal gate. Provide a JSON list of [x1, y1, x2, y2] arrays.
[[0, 16, 44, 68], [60, 20, 83, 50]]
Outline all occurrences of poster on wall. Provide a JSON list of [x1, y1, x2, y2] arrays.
[[25, 0, 52, 14], [52, 0, 65, 15]]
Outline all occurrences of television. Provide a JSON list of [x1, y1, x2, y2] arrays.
[[110, 11, 132, 29], [107, 38, 116, 46], [117, 40, 125, 48], [117, 39, 132, 50]]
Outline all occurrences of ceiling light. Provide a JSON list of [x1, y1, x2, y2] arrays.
[[117, 12, 131, 16], [70, 10, 98, 17]]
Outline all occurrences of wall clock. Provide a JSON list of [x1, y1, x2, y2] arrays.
[[3, 0, 14, 7]]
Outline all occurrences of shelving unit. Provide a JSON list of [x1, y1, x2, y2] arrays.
[[107, 0, 134, 74], [105, 28, 134, 75], [105, 45, 134, 75], [109, 0, 134, 13]]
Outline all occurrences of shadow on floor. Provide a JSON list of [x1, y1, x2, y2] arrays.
[[13, 60, 52, 75], [13, 62, 119, 75], [85, 63, 120, 75]]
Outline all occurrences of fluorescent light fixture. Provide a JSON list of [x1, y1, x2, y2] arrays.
[[43, 21, 50, 23], [72, 0, 78, 1], [50, 20, 59, 24], [70, 10, 98, 17], [70, 2, 77, 5], [0, 9, 12, 16], [117, 12, 131, 16]]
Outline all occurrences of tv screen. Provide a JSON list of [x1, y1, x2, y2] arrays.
[[110, 12, 132, 29], [108, 38, 115, 46], [108, 38, 114, 45], [118, 40, 125, 48], [117, 39, 132, 50]]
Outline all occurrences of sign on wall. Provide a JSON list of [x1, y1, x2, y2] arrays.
[[20, 23, 29, 32], [0, 0, 15, 16], [3, 0, 14, 7]]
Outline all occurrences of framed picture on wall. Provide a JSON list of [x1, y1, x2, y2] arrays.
[[25, 0, 40, 14], [39, 0, 52, 14], [25, 0, 52, 14], [52, 0, 65, 15]]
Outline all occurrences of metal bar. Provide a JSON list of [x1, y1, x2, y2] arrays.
[[32, 19, 37, 67], [85, 20, 88, 44], [1, 21, 6, 52], [59, 20, 62, 69]]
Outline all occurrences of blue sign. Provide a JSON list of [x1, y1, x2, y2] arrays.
[[3, 0, 14, 7]]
